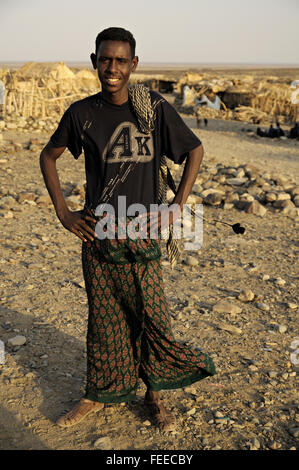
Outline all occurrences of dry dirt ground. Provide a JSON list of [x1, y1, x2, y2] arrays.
[[0, 110, 298, 451]]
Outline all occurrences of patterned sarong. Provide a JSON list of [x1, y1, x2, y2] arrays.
[[81, 218, 216, 403]]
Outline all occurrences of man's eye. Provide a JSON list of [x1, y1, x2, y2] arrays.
[[99, 57, 109, 63], [117, 58, 127, 64]]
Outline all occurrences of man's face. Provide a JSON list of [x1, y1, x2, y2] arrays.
[[91, 40, 138, 101]]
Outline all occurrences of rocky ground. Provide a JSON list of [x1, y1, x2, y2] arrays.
[[0, 110, 298, 450]]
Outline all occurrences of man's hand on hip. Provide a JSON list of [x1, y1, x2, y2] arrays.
[[58, 208, 97, 242]]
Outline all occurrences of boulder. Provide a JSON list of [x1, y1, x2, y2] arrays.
[[204, 192, 223, 206], [244, 200, 267, 217]]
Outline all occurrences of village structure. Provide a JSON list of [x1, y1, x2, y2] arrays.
[[0, 61, 297, 129]]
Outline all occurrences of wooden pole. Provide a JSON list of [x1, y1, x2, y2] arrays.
[[7, 92, 13, 114], [28, 79, 35, 116], [3, 88, 7, 116]]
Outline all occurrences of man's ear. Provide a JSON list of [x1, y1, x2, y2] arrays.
[[132, 56, 139, 72], [90, 53, 97, 70]]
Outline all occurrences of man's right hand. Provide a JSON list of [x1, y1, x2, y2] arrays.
[[58, 208, 97, 242]]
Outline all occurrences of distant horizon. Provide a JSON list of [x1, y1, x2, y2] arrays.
[[1, 60, 299, 69]]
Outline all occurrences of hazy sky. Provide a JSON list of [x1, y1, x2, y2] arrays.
[[0, 0, 298, 64]]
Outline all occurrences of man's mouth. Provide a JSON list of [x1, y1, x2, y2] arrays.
[[106, 78, 120, 85]]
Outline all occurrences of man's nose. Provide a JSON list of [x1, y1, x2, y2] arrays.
[[107, 59, 118, 72]]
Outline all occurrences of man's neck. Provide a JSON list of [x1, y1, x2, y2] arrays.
[[101, 88, 129, 106]]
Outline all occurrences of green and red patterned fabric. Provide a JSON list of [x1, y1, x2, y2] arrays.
[[82, 226, 216, 404]]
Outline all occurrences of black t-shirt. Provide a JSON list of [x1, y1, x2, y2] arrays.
[[50, 91, 201, 214]]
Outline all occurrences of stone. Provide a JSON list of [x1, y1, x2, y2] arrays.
[[268, 441, 281, 450], [293, 195, 299, 207], [225, 192, 239, 203], [186, 407, 197, 416], [217, 323, 242, 335], [203, 192, 223, 206], [281, 203, 298, 217], [278, 325, 287, 334], [288, 427, 299, 438], [244, 200, 267, 217], [213, 300, 242, 315], [234, 168, 245, 178], [17, 192, 36, 203], [273, 199, 294, 210], [65, 195, 82, 209], [142, 420, 151, 426], [6, 122, 17, 130], [274, 277, 286, 286], [201, 188, 225, 199], [256, 302, 270, 311], [185, 256, 199, 267], [0, 195, 17, 208], [264, 192, 277, 203], [187, 194, 200, 204], [93, 436, 113, 449], [35, 195, 52, 206], [28, 138, 41, 147], [287, 302, 297, 310], [192, 183, 203, 194], [250, 438, 260, 449], [239, 193, 255, 203], [264, 421, 273, 428], [166, 189, 173, 201], [226, 177, 248, 186], [238, 289, 254, 302], [274, 175, 288, 186], [223, 203, 234, 210], [276, 192, 291, 201], [0, 210, 14, 219], [7, 335, 27, 346], [291, 186, 299, 197]]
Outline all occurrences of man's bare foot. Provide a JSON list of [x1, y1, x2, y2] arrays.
[[56, 398, 104, 428], [144, 390, 176, 432]]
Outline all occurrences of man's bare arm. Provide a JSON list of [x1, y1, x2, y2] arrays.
[[145, 144, 204, 232], [172, 143, 204, 209], [39, 142, 97, 242]]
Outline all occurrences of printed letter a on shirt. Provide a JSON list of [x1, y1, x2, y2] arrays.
[[108, 126, 132, 159], [103, 122, 154, 163]]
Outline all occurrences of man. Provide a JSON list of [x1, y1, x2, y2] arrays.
[[289, 122, 299, 139], [266, 124, 277, 138], [274, 121, 285, 137], [257, 127, 266, 137], [194, 107, 201, 128], [40, 27, 215, 432]]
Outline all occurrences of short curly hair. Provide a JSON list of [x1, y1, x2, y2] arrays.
[[95, 27, 136, 57]]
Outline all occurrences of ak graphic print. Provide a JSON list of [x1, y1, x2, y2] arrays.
[[50, 91, 201, 213]]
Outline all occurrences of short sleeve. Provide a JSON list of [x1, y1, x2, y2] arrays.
[[159, 99, 201, 164], [50, 106, 82, 159]]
